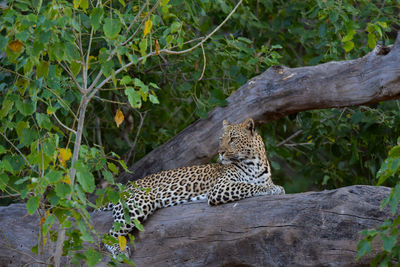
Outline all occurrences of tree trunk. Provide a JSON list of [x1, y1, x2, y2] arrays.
[[119, 33, 400, 183], [0, 185, 392, 266]]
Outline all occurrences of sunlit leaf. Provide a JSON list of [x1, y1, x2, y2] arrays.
[[118, 235, 127, 251], [104, 18, 121, 39], [9, 40, 23, 52], [343, 41, 354, 52], [58, 148, 72, 167], [114, 109, 124, 128], [144, 19, 153, 37], [26, 196, 40, 215]]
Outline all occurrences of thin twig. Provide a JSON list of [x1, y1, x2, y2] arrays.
[[198, 42, 206, 81], [95, 117, 103, 148], [53, 113, 77, 134], [121, 0, 150, 44], [57, 61, 84, 93], [126, 110, 147, 162], [94, 96, 129, 105], [276, 129, 303, 147], [122, 0, 160, 46], [84, 27, 94, 90], [0, 131, 40, 175], [0, 193, 20, 198]]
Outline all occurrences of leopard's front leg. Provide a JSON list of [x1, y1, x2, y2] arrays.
[[207, 180, 284, 206]]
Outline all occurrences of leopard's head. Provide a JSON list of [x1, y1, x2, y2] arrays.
[[218, 118, 267, 164]]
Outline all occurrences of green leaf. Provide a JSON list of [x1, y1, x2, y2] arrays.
[[120, 75, 132, 85], [368, 33, 376, 49], [118, 160, 130, 172], [107, 189, 119, 204], [70, 61, 81, 77], [389, 146, 400, 158], [55, 183, 71, 198], [0, 146, 5, 155], [133, 218, 144, 231], [125, 87, 142, 108], [46, 170, 63, 183], [76, 167, 95, 193], [65, 42, 79, 61], [102, 170, 114, 183], [103, 18, 121, 39], [78, 220, 94, 242], [0, 173, 9, 190], [170, 21, 181, 33], [38, 31, 51, 43], [342, 29, 356, 42], [80, 0, 88, 11], [53, 43, 65, 61], [42, 214, 55, 235], [139, 38, 147, 55], [356, 239, 371, 260], [32, 41, 44, 56], [381, 233, 396, 252], [36, 61, 49, 78], [36, 113, 52, 130], [26, 196, 40, 215], [16, 100, 36, 116], [149, 94, 159, 104], [84, 248, 102, 266], [390, 184, 400, 215], [343, 41, 354, 52], [0, 160, 14, 173], [101, 60, 114, 77], [108, 162, 118, 175], [0, 99, 13, 118], [20, 128, 38, 146], [90, 7, 104, 31]]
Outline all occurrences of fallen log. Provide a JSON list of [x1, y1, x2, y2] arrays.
[[0, 185, 392, 266], [119, 33, 400, 183]]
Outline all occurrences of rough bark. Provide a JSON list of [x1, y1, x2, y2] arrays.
[[0, 185, 393, 266], [119, 33, 400, 183]]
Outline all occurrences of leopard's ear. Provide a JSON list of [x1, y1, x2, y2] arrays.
[[244, 118, 255, 135], [223, 120, 229, 129]]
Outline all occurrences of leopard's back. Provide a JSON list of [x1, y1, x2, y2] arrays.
[[134, 163, 223, 207]]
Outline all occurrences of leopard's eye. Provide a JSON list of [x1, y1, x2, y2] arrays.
[[229, 137, 236, 144]]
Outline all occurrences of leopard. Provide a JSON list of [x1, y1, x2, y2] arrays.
[[98, 118, 285, 257]]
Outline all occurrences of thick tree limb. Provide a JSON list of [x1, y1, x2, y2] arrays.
[[0, 185, 392, 266], [119, 34, 400, 183]]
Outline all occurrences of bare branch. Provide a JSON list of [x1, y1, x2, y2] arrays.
[[198, 42, 206, 81], [57, 61, 84, 94], [53, 113, 77, 134]]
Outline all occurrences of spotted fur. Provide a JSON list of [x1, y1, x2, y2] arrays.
[[101, 118, 285, 256]]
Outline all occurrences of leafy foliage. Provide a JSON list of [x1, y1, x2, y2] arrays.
[[357, 138, 400, 265]]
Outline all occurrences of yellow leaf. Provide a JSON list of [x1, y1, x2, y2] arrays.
[[73, 0, 80, 9], [46, 108, 53, 115], [155, 39, 160, 55], [58, 148, 72, 167], [118, 235, 127, 251], [9, 40, 23, 53], [40, 210, 50, 225], [62, 175, 71, 184], [143, 19, 153, 37], [114, 109, 124, 128]]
